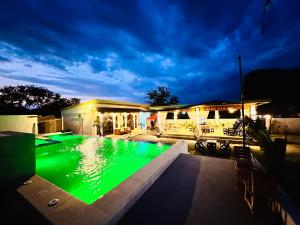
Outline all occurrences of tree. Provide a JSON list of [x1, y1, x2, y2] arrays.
[[0, 85, 80, 116], [146, 86, 179, 106], [244, 68, 300, 117]]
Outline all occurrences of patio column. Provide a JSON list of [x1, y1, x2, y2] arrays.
[[174, 110, 178, 122], [195, 107, 200, 125], [133, 113, 136, 129], [215, 110, 220, 120], [118, 114, 122, 128], [157, 111, 162, 132], [124, 112, 127, 128], [250, 105, 257, 120], [112, 113, 116, 129], [99, 112, 103, 136], [136, 114, 139, 128]]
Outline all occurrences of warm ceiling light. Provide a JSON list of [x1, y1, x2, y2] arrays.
[[228, 108, 236, 114]]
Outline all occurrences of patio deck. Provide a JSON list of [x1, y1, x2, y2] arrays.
[[117, 154, 277, 225]]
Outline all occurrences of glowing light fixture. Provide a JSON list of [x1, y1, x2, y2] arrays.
[[228, 107, 236, 114]]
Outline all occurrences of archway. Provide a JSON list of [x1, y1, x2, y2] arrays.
[[127, 114, 134, 130], [102, 114, 113, 135]]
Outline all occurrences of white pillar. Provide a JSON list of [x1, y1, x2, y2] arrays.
[[99, 112, 103, 136], [174, 110, 178, 122], [112, 113, 116, 129], [215, 110, 220, 119], [157, 111, 161, 132], [195, 108, 200, 125], [264, 114, 272, 132], [118, 114, 122, 128], [124, 112, 127, 128], [136, 114, 139, 128], [133, 114, 136, 129], [250, 105, 257, 120]]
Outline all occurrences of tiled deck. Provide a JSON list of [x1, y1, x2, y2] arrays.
[[117, 154, 266, 225]]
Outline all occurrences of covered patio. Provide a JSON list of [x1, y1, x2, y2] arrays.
[[155, 100, 269, 138], [61, 99, 150, 136]]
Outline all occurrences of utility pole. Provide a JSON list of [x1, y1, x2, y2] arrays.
[[238, 55, 246, 148]]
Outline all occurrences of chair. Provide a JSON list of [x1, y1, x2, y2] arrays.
[[219, 140, 230, 156], [195, 139, 206, 153], [207, 142, 216, 154]]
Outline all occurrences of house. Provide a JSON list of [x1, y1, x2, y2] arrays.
[[152, 100, 270, 136], [61, 99, 150, 136], [61, 99, 270, 137]]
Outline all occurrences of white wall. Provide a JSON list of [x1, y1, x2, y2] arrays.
[[0, 115, 38, 134], [271, 118, 300, 135], [62, 103, 97, 135]]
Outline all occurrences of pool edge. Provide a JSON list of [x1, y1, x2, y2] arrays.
[[17, 140, 188, 225]]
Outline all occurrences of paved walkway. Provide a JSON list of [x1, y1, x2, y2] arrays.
[[117, 154, 271, 225]]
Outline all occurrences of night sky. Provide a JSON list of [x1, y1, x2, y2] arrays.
[[0, 0, 299, 104]]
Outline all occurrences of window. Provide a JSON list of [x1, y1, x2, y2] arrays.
[[166, 112, 174, 119], [177, 112, 190, 119], [219, 110, 241, 119], [207, 111, 215, 119]]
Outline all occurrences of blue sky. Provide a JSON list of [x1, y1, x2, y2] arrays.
[[0, 0, 300, 103]]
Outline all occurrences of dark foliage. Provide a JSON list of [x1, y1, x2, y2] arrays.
[[233, 116, 272, 147], [146, 86, 179, 106], [0, 85, 80, 117], [244, 68, 300, 117]]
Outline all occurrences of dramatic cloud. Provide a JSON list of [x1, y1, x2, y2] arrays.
[[0, 0, 300, 103]]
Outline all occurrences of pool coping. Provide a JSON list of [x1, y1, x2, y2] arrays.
[[18, 140, 188, 225]]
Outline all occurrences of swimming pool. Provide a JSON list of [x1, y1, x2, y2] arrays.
[[36, 136, 170, 204], [35, 133, 83, 146], [35, 138, 50, 146]]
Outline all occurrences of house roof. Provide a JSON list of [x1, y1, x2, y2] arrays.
[[61, 99, 149, 111], [149, 104, 190, 111], [189, 99, 271, 108], [61, 98, 271, 112]]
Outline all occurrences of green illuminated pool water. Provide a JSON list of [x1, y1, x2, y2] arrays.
[[46, 134, 84, 141], [35, 138, 50, 146], [36, 137, 170, 204]]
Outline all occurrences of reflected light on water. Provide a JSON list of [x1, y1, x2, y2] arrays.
[[77, 137, 106, 176]]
